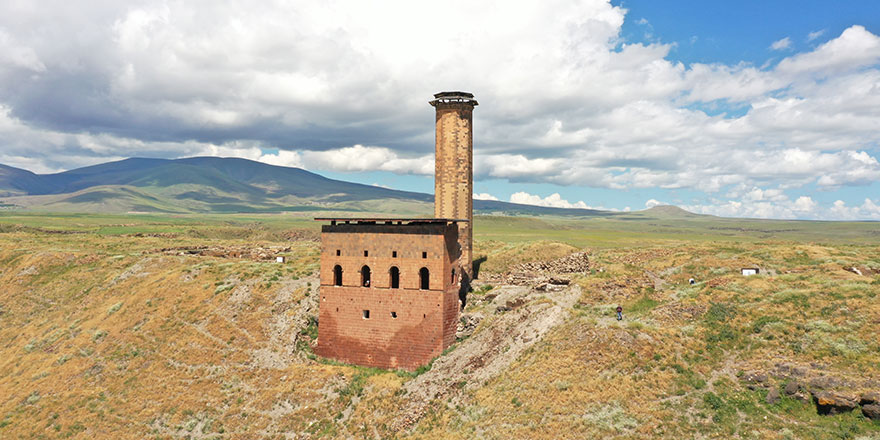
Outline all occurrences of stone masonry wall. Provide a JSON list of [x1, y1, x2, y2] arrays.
[[316, 286, 452, 370], [433, 104, 474, 276], [316, 223, 461, 370]]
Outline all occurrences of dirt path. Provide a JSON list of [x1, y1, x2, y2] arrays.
[[391, 283, 581, 432]]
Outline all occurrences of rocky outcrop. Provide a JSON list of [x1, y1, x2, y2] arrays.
[[861, 391, 880, 405], [766, 388, 781, 404], [740, 371, 769, 390], [813, 391, 859, 415], [744, 362, 880, 418], [862, 404, 880, 420], [781, 380, 811, 402]]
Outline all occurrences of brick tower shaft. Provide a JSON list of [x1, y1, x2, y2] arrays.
[[430, 91, 477, 278]]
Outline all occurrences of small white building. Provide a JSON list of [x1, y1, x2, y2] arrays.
[[276, 256, 286, 263], [741, 267, 759, 276]]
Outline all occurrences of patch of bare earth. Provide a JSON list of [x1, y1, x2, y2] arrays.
[[392, 283, 582, 432]]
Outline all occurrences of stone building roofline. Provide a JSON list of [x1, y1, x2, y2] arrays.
[[430, 91, 478, 106], [314, 217, 468, 225]]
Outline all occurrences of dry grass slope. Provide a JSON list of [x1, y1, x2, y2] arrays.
[[0, 213, 878, 439]]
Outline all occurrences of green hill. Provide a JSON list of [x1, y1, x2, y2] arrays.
[[0, 157, 615, 216]]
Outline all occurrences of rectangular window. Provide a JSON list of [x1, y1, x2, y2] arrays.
[[362, 310, 370, 319], [364, 250, 369, 257], [336, 250, 340, 256], [422, 251, 427, 259], [392, 251, 397, 258]]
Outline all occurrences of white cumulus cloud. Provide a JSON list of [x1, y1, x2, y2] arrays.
[[645, 199, 666, 208], [299, 145, 434, 175], [510, 192, 591, 209], [683, 192, 880, 220]]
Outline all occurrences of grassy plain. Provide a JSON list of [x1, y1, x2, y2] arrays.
[[0, 211, 878, 439]]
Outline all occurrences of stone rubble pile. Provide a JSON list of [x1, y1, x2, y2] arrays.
[[497, 252, 590, 287], [282, 229, 320, 242], [514, 252, 590, 274], [455, 313, 484, 340], [158, 245, 293, 261]]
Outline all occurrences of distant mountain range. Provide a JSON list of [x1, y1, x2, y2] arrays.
[[0, 157, 674, 216]]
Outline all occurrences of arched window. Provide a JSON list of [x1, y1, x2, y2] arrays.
[[361, 265, 371, 287], [419, 267, 430, 290], [451, 268, 456, 284], [389, 267, 400, 289], [333, 265, 343, 286]]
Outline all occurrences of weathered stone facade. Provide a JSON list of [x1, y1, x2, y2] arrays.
[[431, 92, 477, 277], [315, 219, 462, 370]]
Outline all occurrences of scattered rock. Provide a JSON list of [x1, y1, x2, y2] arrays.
[[535, 283, 565, 292], [844, 266, 864, 276], [741, 371, 769, 387], [843, 265, 878, 276], [547, 277, 570, 285], [282, 229, 320, 242], [766, 387, 781, 404], [861, 391, 880, 405], [791, 367, 808, 377], [157, 245, 294, 261], [813, 391, 859, 415], [809, 375, 848, 390], [862, 404, 880, 420], [110, 258, 151, 285], [456, 313, 483, 340], [784, 381, 801, 396], [126, 232, 177, 238], [793, 392, 811, 403]]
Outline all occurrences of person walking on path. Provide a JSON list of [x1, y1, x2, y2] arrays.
[[616, 305, 623, 321]]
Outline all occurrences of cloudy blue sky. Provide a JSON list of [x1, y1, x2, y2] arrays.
[[1, 0, 879, 219]]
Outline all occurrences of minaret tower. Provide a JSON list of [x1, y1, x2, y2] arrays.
[[430, 91, 477, 277]]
